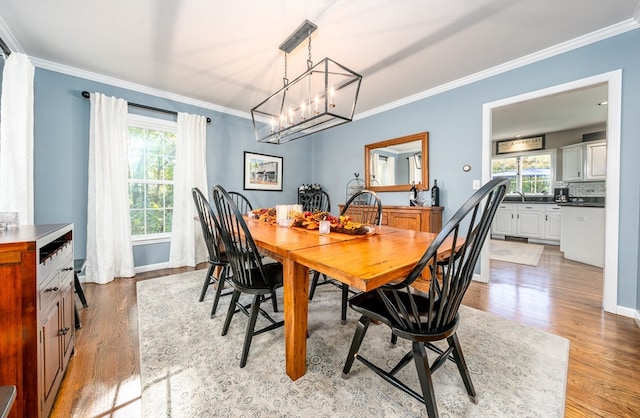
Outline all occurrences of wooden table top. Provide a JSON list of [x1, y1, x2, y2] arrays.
[[290, 227, 437, 292]]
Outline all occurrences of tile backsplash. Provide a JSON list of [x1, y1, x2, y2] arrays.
[[555, 181, 606, 197]]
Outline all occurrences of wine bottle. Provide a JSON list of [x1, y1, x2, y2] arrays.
[[409, 182, 417, 206], [431, 179, 440, 206]]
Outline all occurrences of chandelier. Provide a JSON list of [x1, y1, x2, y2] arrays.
[[251, 20, 362, 144]]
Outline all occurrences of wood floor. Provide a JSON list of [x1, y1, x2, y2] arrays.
[[51, 244, 640, 417]]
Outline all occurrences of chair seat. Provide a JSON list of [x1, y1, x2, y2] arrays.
[[231, 263, 283, 295], [349, 291, 455, 341]]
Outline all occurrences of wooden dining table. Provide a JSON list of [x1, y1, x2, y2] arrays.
[[244, 217, 439, 381]]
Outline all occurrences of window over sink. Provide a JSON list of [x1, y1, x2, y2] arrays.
[[491, 149, 556, 195]]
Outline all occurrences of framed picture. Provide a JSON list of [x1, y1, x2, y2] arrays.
[[243, 151, 283, 191]]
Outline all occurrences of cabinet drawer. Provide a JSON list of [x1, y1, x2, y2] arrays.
[[40, 270, 61, 313]]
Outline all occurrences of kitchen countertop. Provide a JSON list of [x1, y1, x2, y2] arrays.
[[501, 196, 605, 208]]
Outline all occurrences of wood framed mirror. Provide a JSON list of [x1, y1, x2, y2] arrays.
[[365, 131, 429, 192]]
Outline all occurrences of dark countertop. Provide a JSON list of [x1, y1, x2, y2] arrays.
[[502, 196, 605, 208]]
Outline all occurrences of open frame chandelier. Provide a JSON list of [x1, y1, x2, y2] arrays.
[[251, 20, 362, 144]]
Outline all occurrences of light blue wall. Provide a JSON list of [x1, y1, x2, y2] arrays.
[[32, 70, 313, 264], [311, 29, 640, 310], [17, 28, 640, 311]]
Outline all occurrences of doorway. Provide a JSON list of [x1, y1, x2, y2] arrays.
[[480, 70, 621, 314]]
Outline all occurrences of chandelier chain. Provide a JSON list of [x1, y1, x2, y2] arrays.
[[307, 30, 313, 69]]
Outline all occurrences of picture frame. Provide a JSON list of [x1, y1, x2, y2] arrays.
[[243, 151, 283, 191], [496, 135, 545, 155]]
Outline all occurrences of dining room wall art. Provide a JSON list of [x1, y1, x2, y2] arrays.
[[243, 151, 283, 191]]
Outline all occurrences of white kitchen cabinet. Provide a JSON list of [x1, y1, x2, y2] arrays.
[[562, 140, 606, 181], [491, 203, 561, 244], [560, 206, 605, 267], [491, 204, 516, 236], [585, 140, 607, 180], [542, 204, 562, 241], [562, 143, 583, 181], [516, 204, 543, 239]]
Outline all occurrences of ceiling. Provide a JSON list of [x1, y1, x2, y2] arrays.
[[0, 1, 638, 136]]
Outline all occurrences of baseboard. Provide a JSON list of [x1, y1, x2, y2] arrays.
[[635, 310, 640, 329], [135, 262, 169, 274], [615, 305, 637, 320]]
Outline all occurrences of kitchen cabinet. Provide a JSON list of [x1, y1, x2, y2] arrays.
[[339, 204, 443, 233], [562, 140, 606, 181], [491, 204, 516, 236], [491, 203, 561, 244], [560, 206, 605, 267], [515, 204, 543, 239], [562, 143, 583, 181], [0, 224, 75, 418], [585, 140, 607, 180], [543, 204, 562, 241]]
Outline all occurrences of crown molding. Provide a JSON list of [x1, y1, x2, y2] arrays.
[[4, 17, 638, 122], [28, 56, 251, 120], [355, 19, 639, 121]]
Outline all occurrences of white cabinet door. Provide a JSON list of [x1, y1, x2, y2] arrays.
[[491, 205, 515, 236], [543, 204, 562, 241], [585, 140, 607, 180], [561, 206, 605, 267], [562, 143, 583, 181], [516, 204, 543, 238]]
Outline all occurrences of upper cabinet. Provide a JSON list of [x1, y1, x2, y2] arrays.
[[562, 140, 606, 181]]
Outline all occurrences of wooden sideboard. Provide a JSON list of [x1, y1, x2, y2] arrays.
[[339, 204, 443, 233], [0, 224, 75, 418]]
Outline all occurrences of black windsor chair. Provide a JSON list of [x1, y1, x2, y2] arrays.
[[341, 177, 509, 417], [192, 188, 233, 317], [211, 184, 284, 368], [308, 189, 382, 324], [227, 190, 253, 215]]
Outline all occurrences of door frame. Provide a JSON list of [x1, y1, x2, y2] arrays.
[[480, 70, 621, 314]]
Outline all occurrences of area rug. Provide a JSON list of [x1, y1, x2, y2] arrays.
[[137, 270, 569, 417], [490, 239, 544, 266]]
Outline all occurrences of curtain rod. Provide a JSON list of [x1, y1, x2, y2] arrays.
[[81, 91, 211, 123], [0, 36, 11, 58]]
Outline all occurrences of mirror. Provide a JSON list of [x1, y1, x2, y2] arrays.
[[365, 132, 429, 192]]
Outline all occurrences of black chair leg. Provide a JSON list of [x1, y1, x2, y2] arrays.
[[210, 266, 227, 317], [240, 295, 262, 368], [74, 273, 88, 308], [412, 341, 438, 418], [341, 284, 349, 324], [74, 305, 82, 329], [308, 271, 321, 300], [271, 290, 278, 312], [199, 264, 215, 302], [342, 315, 370, 377], [448, 333, 477, 402], [222, 290, 241, 336]]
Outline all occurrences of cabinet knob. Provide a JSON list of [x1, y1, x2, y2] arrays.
[[60, 327, 70, 336], [45, 286, 59, 292], [62, 267, 73, 271]]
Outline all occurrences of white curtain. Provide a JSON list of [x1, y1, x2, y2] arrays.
[[85, 93, 135, 284], [169, 112, 208, 267], [0, 53, 35, 224], [408, 155, 421, 185], [370, 153, 379, 185]]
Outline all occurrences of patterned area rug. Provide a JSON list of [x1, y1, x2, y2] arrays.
[[137, 271, 569, 417], [490, 239, 544, 266]]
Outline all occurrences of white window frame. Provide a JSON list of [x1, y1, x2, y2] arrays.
[[128, 114, 177, 244], [492, 149, 556, 195]]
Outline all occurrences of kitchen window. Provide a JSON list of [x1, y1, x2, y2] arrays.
[[491, 150, 555, 195], [128, 114, 177, 241]]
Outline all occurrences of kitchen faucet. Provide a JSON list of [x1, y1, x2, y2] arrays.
[[514, 191, 525, 202]]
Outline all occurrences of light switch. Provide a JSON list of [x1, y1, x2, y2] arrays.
[[472, 180, 480, 190]]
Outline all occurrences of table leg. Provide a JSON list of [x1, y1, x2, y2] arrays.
[[283, 258, 309, 380]]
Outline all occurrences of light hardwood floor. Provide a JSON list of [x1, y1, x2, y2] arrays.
[[51, 244, 640, 417]]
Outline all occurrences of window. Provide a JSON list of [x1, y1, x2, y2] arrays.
[[491, 150, 555, 195], [128, 115, 177, 241]]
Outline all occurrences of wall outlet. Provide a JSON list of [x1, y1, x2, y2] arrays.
[[472, 180, 480, 190]]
